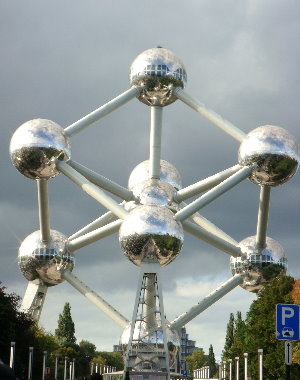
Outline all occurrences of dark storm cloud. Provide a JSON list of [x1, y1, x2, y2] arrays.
[[1, 0, 299, 357]]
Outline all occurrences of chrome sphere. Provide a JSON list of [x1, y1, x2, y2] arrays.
[[10, 119, 71, 180], [119, 322, 180, 370], [18, 230, 74, 286], [128, 160, 182, 191], [130, 47, 187, 106], [230, 236, 287, 293], [131, 179, 178, 211], [238, 125, 299, 186], [119, 205, 184, 267]]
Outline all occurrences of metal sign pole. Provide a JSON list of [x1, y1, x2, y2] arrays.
[[285, 341, 292, 380]]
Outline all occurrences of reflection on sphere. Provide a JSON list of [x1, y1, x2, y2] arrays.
[[119, 205, 183, 267], [130, 47, 187, 106], [230, 236, 287, 293], [238, 125, 299, 186], [18, 230, 74, 286], [10, 118, 71, 180]]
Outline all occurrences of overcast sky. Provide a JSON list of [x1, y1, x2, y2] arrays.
[[1, 0, 299, 361]]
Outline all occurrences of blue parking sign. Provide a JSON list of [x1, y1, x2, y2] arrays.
[[276, 304, 300, 340]]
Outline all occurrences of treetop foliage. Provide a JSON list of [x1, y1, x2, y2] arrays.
[[55, 302, 76, 347]]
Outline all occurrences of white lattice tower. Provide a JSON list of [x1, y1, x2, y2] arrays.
[[123, 263, 170, 374]]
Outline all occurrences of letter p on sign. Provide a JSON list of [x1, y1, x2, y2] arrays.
[[282, 307, 295, 324]]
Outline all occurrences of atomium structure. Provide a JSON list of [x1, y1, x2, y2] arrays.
[[10, 47, 299, 380]]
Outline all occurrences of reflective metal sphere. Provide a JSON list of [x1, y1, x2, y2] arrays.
[[18, 230, 74, 286], [230, 236, 287, 293], [128, 160, 182, 191], [130, 47, 187, 106], [119, 322, 180, 370], [131, 179, 178, 211], [119, 205, 184, 267], [238, 125, 299, 186], [10, 119, 71, 180]]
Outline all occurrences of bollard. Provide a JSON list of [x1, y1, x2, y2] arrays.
[[235, 357, 239, 380], [9, 342, 15, 369], [244, 353, 248, 380], [72, 359, 76, 380], [91, 362, 94, 375], [55, 354, 59, 380], [28, 347, 34, 380], [223, 361, 226, 380], [228, 359, 232, 380], [69, 360, 73, 380], [258, 349, 263, 380], [42, 351, 47, 380], [64, 356, 68, 380]]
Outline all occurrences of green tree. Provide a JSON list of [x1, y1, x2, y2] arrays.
[[222, 312, 235, 359], [231, 312, 246, 379], [185, 349, 207, 374], [78, 340, 97, 376], [207, 344, 217, 377], [55, 302, 76, 346], [79, 340, 97, 358]]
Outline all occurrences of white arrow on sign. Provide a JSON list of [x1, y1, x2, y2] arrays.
[[285, 341, 292, 365]]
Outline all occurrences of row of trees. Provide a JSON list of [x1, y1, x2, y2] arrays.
[[0, 286, 123, 380], [185, 344, 218, 377], [222, 275, 300, 380]]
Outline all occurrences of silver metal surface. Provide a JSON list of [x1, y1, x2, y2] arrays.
[[10, 119, 71, 179], [56, 160, 128, 220], [62, 269, 129, 328], [183, 220, 241, 257], [175, 166, 252, 222], [169, 273, 244, 330], [131, 179, 178, 211], [18, 230, 74, 286], [128, 159, 182, 190], [149, 106, 163, 178], [120, 322, 180, 370], [174, 87, 246, 142], [67, 219, 122, 252], [238, 125, 299, 186], [176, 164, 242, 202], [130, 47, 187, 107], [37, 179, 51, 242], [230, 236, 288, 293], [183, 204, 239, 247], [68, 208, 118, 241], [256, 186, 271, 249], [119, 205, 183, 267], [64, 86, 141, 137], [67, 159, 133, 201]]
